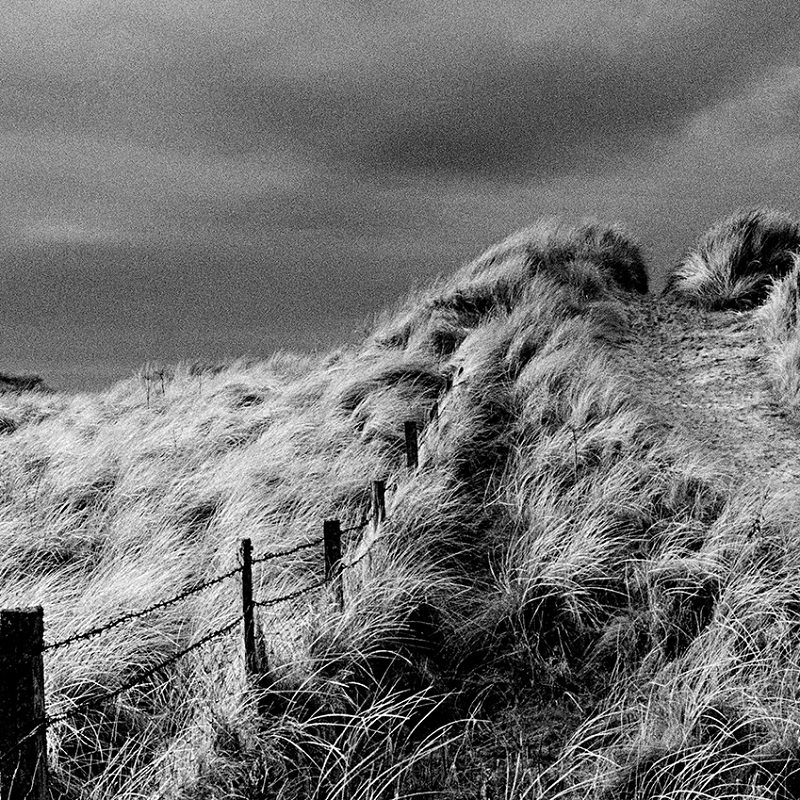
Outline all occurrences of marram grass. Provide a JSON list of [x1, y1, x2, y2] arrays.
[[1, 218, 798, 799], [666, 208, 800, 309]]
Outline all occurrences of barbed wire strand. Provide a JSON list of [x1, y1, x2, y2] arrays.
[[49, 522, 386, 653], [1, 614, 243, 764], [251, 536, 324, 565], [254, 520, 390, 606], [44, 523, 381, 653], [250, 534, 385, 615], [253, 577, 327, 608], [43, 565, 245, 652], [45, 614, 244, 727]]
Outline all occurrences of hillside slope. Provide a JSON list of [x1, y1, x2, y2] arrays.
[[611, 298, 800, 491], [7, 220, 800, 800]]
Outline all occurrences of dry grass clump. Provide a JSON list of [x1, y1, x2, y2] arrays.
[[463, 218, 649, 294], [546, 493, 800, 800], [370, 217, 646, 355], [666, 208, 800, 309], [6, 217, 800, 798]]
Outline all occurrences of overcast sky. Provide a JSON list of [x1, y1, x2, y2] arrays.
[[3, 0, 800, 391]]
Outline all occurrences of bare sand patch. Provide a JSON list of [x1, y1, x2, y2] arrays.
[[611, 296, 800, 492]]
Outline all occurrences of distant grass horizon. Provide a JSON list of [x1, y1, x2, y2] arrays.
[[2, 233, 676, 396]]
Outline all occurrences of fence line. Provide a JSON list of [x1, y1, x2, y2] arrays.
[[40, 516, 385, 708], [43, 540, 385, 731], [38, 520, 389, 733], [0, 613, 245, 778], [3, 382, 456, 795], [43, 537, 330, 653], [250, 536, 324, 565], [42, 564, 244, 652], [44, 614, 245, 727]]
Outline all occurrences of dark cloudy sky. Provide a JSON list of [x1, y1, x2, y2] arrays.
[[3, 0, 800, 391]]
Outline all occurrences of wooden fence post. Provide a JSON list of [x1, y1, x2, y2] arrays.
[[404, 420, 418, 471], [371, 480, 386, 527], [0, 607, 47, 800], [240, 539, 257, 677], [324, 520, 344, 611]]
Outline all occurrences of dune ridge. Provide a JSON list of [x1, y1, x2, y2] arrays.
[[5, 217, 800, 798]]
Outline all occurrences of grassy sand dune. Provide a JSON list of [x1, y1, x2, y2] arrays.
[[665, 208, 800, 431], [3, 218, 800, 799]]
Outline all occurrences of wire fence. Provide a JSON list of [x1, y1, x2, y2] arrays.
[[43, 537, 333, 652], [252, 576, 328, 609], [0, 614, 248, 766], [341, 516, 371, 534], [250, 536, 325, 565], [0, 400, 448, 790], [42, 564, 245, 652], [36, 510, 385, 735], [0, 511, 391, 785], [44, 614, 246, 727]]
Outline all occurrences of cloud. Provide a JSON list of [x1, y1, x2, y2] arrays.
[[686, 66, 800, 151], [3, 0, 800, 391], [201, 0, 800, 179], [4, 0, 800, 181]]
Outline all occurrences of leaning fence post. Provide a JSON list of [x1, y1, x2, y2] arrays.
[[404, 420, 418, 471], [0, 607, 47, 800], [371, 480, 386, 527], [324, 520, 344, 611], [240, 539, 258, 677]]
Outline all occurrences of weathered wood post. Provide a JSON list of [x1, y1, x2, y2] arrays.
[[404, 420, 418, 471], [371, 480, 386, 527], [0, 607, 47, 800], [240, 539, 258, 676], [324, 520, 344, 611]]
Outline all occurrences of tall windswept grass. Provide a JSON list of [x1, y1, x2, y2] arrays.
[[666, 208, 800, 309], [464, 218, 649, 293], [369, 217, 646, 357], [0, 217, 652, 799], [546, 491, 800, 800], [6, 216, 800, 798]]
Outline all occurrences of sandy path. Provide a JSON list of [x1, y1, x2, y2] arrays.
[[610, 296, 800, 492]]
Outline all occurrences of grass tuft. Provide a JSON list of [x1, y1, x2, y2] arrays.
[[666, 208, 800, 309]]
